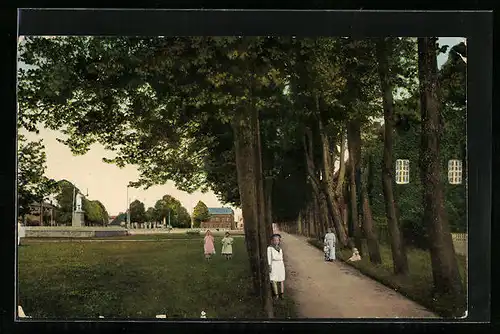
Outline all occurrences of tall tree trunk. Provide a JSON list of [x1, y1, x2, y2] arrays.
[[40, 202, 43, 226], [317, 117, 349, 248], [264, 178, 274, 239], [232, 105, 269, 315], [376, 37, 409, 275], [360, 158, 382, 264], [418, 37, 464, 304], [252, 101, 274, 318], [347, 119, 364, 254], [336, 129, 347, 195], [309, 201, 316, 237]]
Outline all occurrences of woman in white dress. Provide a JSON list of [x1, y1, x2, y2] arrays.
[[324, 228, 336, 261], [267, 234, 286, 300]]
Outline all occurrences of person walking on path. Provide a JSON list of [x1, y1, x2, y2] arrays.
[[267, 233, 286, 300], [324, 228, 336, 261], [204, 230, 215, 260], [221, 232, 234, 260]]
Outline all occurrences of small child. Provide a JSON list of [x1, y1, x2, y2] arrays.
[[221, 232, 234, 260], [323, 244, 329, 261], [348, 248, 361, 262]]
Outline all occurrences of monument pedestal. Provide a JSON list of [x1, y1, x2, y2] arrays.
[[72, 211, 85, 227]]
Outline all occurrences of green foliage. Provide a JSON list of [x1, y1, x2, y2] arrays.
[[152, 195, 191, 228], [363, 43, 467, 247], [17, 134, 57, 218], [83, 199, 108, 226], [145, 207, 156, 223], [129, 199, 146, 224], [192, 201, 210, 227], [54, 180, 80, 225]]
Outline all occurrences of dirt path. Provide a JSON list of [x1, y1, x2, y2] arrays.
[[279, 232, 438, 318]]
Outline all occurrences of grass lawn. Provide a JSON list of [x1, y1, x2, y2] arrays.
[[18, 235, 296, 319], [23, 233, 208, 242], [308, 238, 467, 318]]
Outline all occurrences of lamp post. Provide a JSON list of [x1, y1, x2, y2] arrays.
[[72, 185, 76, 222], [126, 185, 131, 227]]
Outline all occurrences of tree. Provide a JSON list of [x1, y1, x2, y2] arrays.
[[111, 212, 127, 225], [129, 199, 146, 224], [375, 37, 409, 275], [53, 179, 81, 225], [93, 200, 109, 225], [417, 37, 465, 309], [17, 134, 57, 221], [145, 207, 156, 223], [192, 201, 210, 228]]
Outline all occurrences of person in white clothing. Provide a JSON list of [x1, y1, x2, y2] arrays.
[[267, 233, 286, 300], [323, 228, 336, 261]]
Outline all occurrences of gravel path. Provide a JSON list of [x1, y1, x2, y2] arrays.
[[279, 232, 438, 319]]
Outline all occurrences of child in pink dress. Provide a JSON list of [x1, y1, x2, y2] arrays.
[[204, 230, 215, 260]]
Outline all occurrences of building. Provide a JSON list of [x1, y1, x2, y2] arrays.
[[201, 207, 235, 230], [20, 201, 57, 226]]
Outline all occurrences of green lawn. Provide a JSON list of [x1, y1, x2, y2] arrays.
[[18, 236, 296, 319], [308, 238, 467, 318], [23, 233, 208, 242]]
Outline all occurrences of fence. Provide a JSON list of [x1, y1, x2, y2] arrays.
[[451, 233, 467, 242]]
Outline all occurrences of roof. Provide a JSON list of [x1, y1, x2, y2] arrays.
[[208, 207, 234, 215]]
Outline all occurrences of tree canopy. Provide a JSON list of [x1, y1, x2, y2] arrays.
[[192, 200, 210, 227], [18, 36, 467, 316]]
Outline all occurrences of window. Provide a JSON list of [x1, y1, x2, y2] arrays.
[[448, 159, 463, 184], [395, 159, 410, 184]]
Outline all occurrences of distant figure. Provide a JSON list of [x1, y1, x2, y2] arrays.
[[17, 222, 25, 246], [323, 228, 336, 262], [267, 234, 286, 300], [221, 232, 234, 260], [204, 230, 215, 260], [348, 248, 361, 262]]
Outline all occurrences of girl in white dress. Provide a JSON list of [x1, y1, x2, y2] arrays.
[[221, 232, 234, 260], [267, 234, 286, 300]]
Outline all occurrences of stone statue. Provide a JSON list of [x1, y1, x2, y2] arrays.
[[76, 193, 83, 211]]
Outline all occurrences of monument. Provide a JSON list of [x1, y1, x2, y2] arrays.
[[72, 192, 85, 227]]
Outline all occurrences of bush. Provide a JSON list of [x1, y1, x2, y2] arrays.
[[401, 219, 429, 250]]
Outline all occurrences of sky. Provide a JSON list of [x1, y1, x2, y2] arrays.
[[17, 36, 465, 217]]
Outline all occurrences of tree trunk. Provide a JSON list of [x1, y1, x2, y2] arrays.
[[347, 119, 364, 254], [317, 118, 349, 248], [264, 178, 274, 239], [40, 202, 44, 226], [418, 37, 465, 304], [336, 129, 347, 195], [232, 107, 263, 298], [253, 104, 274, 318], [360, 160, 382, 264], [376, 37, 409, 275]]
